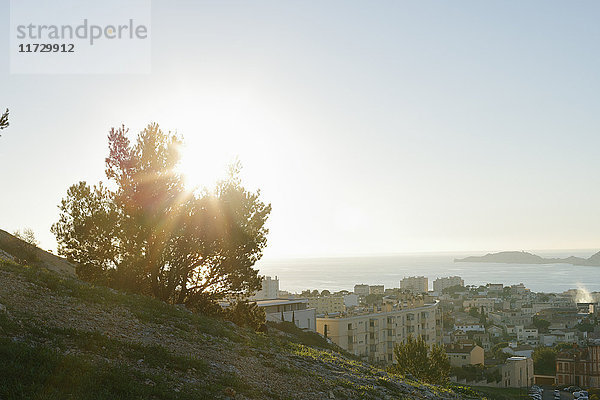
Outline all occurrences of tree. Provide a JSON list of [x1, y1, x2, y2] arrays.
[[52, 124, 271, 312], [576, 321, 595, 332], [479, 305, 487, 324], [222, 300, 266, 330], [13, 228, 39, 247], [468, 307, 480, 318], [365, 293, 384, 305], [389, 335, 450, 384], [442, 312, 455, 330], [321, 289, 331, 296], [0, 108, 8, 133], [490, 342, 511, 362], [442, 284, 464, 295], [533, 316, 551, 333], [532, 346, 556, 375]]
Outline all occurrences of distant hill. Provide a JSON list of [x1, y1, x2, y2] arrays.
[[455, 250, 600, 266], [0, 229, 75, 276]]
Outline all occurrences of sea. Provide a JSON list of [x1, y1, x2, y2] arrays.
[[255, 250, 600, 294]]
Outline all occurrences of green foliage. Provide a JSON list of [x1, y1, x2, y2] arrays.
[[222, 300, 266, 331], [364, 293, 384, 305], [468, 308, 480, 318], [451, 364, 501, 383], [575, 320, 595, 332], [52, 124, 271, 312], [533, 316, 551, 333], [0, 338, 216, 400], [268, 321, 346, 353], [489, 342, 511, 362], [388, 335, 450, 385], [441, 284, 464, 295], [442, 312, 455, 330], [532, 346, 556, 375]]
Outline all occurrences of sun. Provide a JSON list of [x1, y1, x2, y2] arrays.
[[177, 142, 231, 191]]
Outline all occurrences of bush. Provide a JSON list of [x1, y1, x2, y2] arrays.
[[221, 300, 266, 331], [388, 335, 450, 384]]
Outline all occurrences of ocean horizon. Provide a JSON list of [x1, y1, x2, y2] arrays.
[[256, 250, 600, 294]]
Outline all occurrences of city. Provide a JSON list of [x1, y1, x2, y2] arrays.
[[252, 274, 600, 397]]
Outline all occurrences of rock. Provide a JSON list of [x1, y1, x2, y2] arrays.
[[144, 379, 156, 386], [0, 303, 7, 314], [224, 321, 237, 329], [328, 390, 335, 398]]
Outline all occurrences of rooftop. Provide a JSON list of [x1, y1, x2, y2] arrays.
[[255, 298, 308, 307], [507, 356, 528, 361]]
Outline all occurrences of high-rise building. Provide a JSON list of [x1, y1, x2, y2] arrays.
[[251, 276, 279, 300], [400, 276, 428, 294], [433, 276, 464, 292]]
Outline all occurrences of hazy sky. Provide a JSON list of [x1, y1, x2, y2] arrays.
[[1, 1, 599, 259]]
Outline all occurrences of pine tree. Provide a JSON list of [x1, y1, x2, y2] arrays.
[[389, 335, 450, 385]]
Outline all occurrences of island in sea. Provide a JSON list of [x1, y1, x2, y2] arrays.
[[455, 250, 600, 266]]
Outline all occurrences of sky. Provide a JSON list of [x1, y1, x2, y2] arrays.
[[1, 1, 599, 259]]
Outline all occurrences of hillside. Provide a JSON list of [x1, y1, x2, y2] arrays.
[[455, 250, 600, 266], [0, 229, 75, 276], [0, 259, 486, 400]]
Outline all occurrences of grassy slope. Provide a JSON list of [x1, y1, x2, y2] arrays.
[[0, 260, 494, 400]]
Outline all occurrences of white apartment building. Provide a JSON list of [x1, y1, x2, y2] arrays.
[[256, 298, 316, 331], [501, 357, 534, 388], [433, 276, 464, 293], [316, 301, 441, 365], [250, 276, 279, 300], [516, 326, 539, 344], [401, 276, 428, 294]]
